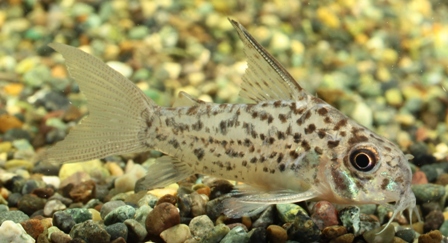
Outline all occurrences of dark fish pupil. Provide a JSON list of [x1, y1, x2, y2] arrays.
[[350, 149, 376, 172]]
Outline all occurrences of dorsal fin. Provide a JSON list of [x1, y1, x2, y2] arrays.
[[229, 19, 306, 102], [172, 91, 204, 107]]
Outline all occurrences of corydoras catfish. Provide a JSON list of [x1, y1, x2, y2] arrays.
[[42, 19, 418, 230]]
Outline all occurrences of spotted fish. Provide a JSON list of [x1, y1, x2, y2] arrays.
[[42, 19, 418, 230]]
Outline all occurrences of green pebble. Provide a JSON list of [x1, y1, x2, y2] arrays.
[[203, 223, 230, 242], [276, 203, 307, 224], [438, 220, 448, 237], [103, 205, 136, 225], [129, 26, 149, 40], [65, 208, 92, 224], [412, 184, 445, 202], [362, 224, 394, 243], [220, 226, 248, 243]]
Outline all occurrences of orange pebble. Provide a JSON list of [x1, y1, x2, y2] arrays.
[[196, 186, 211, 197], [0, 114, 23, 133], [412, 171, 428, 185]]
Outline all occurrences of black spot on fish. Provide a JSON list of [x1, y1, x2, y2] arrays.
[[327, 140, 340, 148], [278, 114, 288, 123], [279, 164, 286, 172], [301, 140, 311, 151], [250, 157, 257, 163], [277, 153, 284, 163], [304, 124, 316, 134], [269, 152, 277, 158], [168, 139, 179, 149], [293, 133, 301, 143], [194, 148, 204, 160], [192, 120, 203, 131]]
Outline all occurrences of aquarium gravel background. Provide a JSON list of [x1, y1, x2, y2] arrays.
[[1, 0, 448, 243]]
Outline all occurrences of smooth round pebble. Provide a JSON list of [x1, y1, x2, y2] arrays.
[[266, 225, 287, 243], [17, 194, 47, 215], [44, 199, 66, 217], [396, 228, 416, 242], [276, 203, 307, 223], [322, 225, 347, 240], [124, 219, 147, 242], [160, 224, 191, 243], [311, 201, 339, 230], [145, 202, 180, 236], [50, 230, 72, 243], [362, 224, 395, 243]]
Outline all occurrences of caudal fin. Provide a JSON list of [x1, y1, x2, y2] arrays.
[[41, 43, 155, 164]]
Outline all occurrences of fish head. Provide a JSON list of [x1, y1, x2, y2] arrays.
[[318, 117, 417, 223]]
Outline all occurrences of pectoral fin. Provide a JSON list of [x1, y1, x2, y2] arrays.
[[135, 156, 193, 192], [221, 185, 319, 218]]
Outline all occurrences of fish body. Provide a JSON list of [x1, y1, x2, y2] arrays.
[[43, 19, 418, 227]]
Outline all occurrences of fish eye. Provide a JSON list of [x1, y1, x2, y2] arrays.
[[349, 149, 377, 172]]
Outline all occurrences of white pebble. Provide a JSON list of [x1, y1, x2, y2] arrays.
[[0, 220, 35, 243]]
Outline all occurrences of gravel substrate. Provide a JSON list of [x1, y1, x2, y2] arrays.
[[1, 1, 448, 243]]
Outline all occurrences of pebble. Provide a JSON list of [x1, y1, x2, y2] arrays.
[[106, 222, 128, 241], [322, 225, 347, 241], [418, 230, 443, 243], [17, 194, 47, 215], [252, 205, 274, 228], [396, 228, 416, 242], [248, 227, 267, 243], [362, 224, 395, 243], [134, 204, 152, 226], [52, 211, 76, 234], [286, 209, 321, 242], [156, 194, 178, 206], [103, 205, 136, 225], [0, 220, 35, 243], [100, 200, 126, 219], [65, 208, 92, 223], [59, 160, 103, 181], [69, 220, 110, 243], [0, 210, 29, 224], [160, 224, 192, 243], [123, 219, 147, 242], [266, 225, 287, 243], [424, 210, 444, 232], [189, 215, 214, 238], [412, 171, 429, 185], [311, 201, 339, 230], [202, 223, 230, 242], [49, 230, 72, 243], [276, 203, 307, 223], [412, 184, 445, 202], [20, 218, 45, 240], [43, 200, 66, 217], [145, 202, 180, 236], [0, 114, 23, 133], [69, 179, 96, 203]]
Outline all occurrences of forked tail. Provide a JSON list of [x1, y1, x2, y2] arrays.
[[40, 43, 155, 164]]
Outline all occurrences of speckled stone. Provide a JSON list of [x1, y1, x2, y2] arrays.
[[65, 208, 92, 223], [286, 209, 321, 242], [105, 222, 128, 241], [276, 203, 307, 223], [49, 230, 72, 243], [99, 200, 124, 216], [44, 199, 66, 217], [220, 225, 248, 243], [69, 180, 96, 203], [145, 202, 180, 236], [0, 210, 29, 224], [103, 205, 136, 225], [20, 218, 45, 240], [202, 223, 230, 242], [189, 215, 214, 238], [418, 230, 443, 243], [69, 220, 110, 243], [395, 228, 416, 242], [412, 184, 445, 202], [134, 204, 152, 226], [52, 211, 76, 234], [311, 201, 339, 230], [424, 210, 444, 232], [17, 194, 47, 215]]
